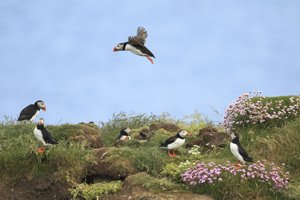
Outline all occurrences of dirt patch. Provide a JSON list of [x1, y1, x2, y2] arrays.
[[0, 176, 71, 200]]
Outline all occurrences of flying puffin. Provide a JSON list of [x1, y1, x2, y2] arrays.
[[33, 118, 58, 147], [160, 130, 192, 157], [113, 26, 155, 64], [18, 100, 46, 121], [116, 128, 132, 141], [230, 133, 253, 164]]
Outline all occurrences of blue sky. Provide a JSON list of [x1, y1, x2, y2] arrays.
[[1, 0, 300, 124]]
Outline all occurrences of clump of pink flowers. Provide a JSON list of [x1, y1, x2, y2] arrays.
[[181, 160, 289, 190], [223, 91, 300, 133]]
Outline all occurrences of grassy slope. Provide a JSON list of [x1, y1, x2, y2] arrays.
[[0, 98, 299, 199], [210, 118, 300, 199], [0, 122, 94, 186]]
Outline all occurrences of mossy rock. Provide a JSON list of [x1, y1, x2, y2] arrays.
[[87, 148, 138, 181], [133, 122, 180, 141], [186, 126, 227, 154], [134, 128, 153, 140], [149, 122, 180, 132], [48, 123, 102, 148]]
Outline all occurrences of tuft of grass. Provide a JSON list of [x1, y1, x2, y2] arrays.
[[239, 118, 300, 177], [177, 111, 210, 133], [69, 180, 122, 200], [132, 146, 167, 175], [46, 123, 101, 141], [44, 142, 94, 181], [162, 160, 196, 182], [107, 145, 167, 176], [100, 112, 164, 146], [247, 118, 300, 199], [129, 172, 184, 192], [99, 111, 210, 146]]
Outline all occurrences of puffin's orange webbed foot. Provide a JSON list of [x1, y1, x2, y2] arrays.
[[234, 161, 242, 169], [146, 56, 154, 64], [172, 149, 177, 157], [37, 147, 45, 154], [168, 149, 176, 157]]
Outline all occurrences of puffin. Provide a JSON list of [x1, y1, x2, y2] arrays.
[[33, 118, 58, 147], [116, 128, 132, 141], [113, 26, 155, 64], [230, 133, 253, 164], [160, 130, 192, 157], [18, 100, 46, 121]]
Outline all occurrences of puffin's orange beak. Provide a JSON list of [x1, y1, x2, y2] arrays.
[[113, 47, 117, 52], [187, 132, 192, 136], [42, 106, 46, 111]]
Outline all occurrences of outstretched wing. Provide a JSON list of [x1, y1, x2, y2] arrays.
[[128, 26, 148, 45]]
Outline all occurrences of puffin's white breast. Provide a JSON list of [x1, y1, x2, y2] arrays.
[[125, 44, 145, 56], [230, 142, 245, 163], [30, 110, 39, 121], [120, 135, 131, 140], [167, 138, 185, 149], [33, 127, 46, 145]]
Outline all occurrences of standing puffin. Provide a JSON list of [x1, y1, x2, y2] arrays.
[[116, 128, 131, 141], [113, 26, 155, 64], [230, 133, 253, 164], [33, 118, 58, 147], [160, 130, 191, 157], [18, 100, 46, 121]]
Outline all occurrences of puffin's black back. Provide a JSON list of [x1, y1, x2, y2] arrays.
[[128, 41, 155, 58], [17, 104, 37, 121], [116, 128, 129, 140], [37, 124, 58, 144], [232, 136, 253, 162], [160, 133, 183, 147]]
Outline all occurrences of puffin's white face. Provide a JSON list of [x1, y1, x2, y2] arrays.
[[125, 128, 131, 134], [113, 43, 124, 51], [37, 101, 46, 111], [230, 133, 237, 139], [178, 130, 191, 137], [38, 118, 45, 125]]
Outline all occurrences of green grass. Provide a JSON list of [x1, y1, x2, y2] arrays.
[[100, 112, 164, 146], [69, 180, 122, 200], [0, 121, 94, 185], [1, 105, 300, 200], [107, 130, 184, 176], [179, 96, 300, 200], [100, 111, 210, 146], [128, 172, 185, 192]]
